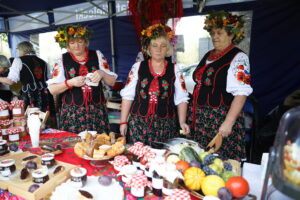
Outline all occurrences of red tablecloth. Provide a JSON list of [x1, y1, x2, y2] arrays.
[[0, 130, 199, 200]]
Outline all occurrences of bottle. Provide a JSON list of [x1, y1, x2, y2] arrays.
[[162, 164, 179, 196], [152, 170, 163, 196]]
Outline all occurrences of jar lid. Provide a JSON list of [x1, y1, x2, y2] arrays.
[[70, 167, 87, 177], [0, 159, 15, 167], [32, 168, 49, 178], [41, 153, 55, 161], [0, 140, 7, 145]]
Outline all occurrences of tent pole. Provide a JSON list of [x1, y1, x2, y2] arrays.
[[108, 0, 116, 73]]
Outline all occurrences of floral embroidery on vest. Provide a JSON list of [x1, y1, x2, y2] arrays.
[[79, 65, 88, 76], [68, 68, 76, 78], [33, 66, 43, 79], [140, 78, 148, 99], [161, 79, 169, 99], [91, 66, 97, 72], [203, 67, 214, 86]]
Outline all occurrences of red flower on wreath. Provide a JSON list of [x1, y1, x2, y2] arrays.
[[79, 65, 88, 76], [33, 66, 43, 79]]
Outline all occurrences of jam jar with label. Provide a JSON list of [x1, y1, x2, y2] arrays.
[[0, 102, 10, 120], [10, 100, 25, 118], [0, 159, 16, 177], [70, 167, 87, 188], [41, 153, 55, 168], [0, 140, 9, 156], [0, 119, 12, 140], [32, 168, 49, 183]]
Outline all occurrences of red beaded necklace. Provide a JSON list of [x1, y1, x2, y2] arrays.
[[70, 48, 89, 63], [149, 59, 167, 77], [208, 44, 235, 61]]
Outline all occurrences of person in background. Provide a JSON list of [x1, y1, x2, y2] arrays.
[[0, 43, 55, 116], [120, 24, 190, 145], [188, 11, 253, 161], [47, 24, 117, 133], [0, 55, 13, 102]]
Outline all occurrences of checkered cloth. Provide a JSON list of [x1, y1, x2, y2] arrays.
[[125, 174, 152, 189], [0, 102, 9, 111], [10, 100, 24, 108], [0, 119, 12, 126], [142, 151, 156, 162], [109, 155, 130, 168], [6, 127, 22, 135], [128, 142, 146, 157], [164, 189, 191, 200]]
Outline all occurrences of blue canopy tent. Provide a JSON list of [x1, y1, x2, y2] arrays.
[[1, 0, 300, 117]]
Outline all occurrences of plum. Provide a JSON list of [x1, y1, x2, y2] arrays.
[[28, 184, 40, 193], [20, 168, 29, 180], [189, 161, 201, 168], [98, 175, 112, 186], [218, 187, 232, 200], [25, 161, 37, 170], [9, 143, 19, 152]]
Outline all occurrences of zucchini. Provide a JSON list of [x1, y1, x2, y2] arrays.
[[179, 147, 201, 163]]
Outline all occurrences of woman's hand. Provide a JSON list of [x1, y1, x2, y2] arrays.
[[218, 120, 234, 137], [69, 76, 85, 87], [180, 122, 190, 136], [120, 124, 128, 137], [90, 70, 104, 83]]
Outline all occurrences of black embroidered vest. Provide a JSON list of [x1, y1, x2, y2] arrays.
[[192, 47, 242, 107], [19, 55, 48, 92], [61, 50, 106, 106], [131, 60, 176, 118]]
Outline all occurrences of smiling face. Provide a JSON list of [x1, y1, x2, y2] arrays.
[[67, 38, 87, 56], [148, 36, 170, 61], [210, 28, 234, 52]]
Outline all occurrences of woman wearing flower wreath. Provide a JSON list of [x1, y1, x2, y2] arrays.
[[47, 24, 117, 133], [120, 24, 190, 145], [0, 42, 55, 115], [188, 11, 253, 161]]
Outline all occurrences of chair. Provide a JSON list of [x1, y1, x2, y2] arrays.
[[243, 95, 260, 163]]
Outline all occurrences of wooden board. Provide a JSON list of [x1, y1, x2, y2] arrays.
[[0, 152, 77, 200]]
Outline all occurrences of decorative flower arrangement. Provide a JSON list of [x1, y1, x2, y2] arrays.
[[204, 10, 245, 44], [54, 24, 93, 48], [140, 24, 175, 52]]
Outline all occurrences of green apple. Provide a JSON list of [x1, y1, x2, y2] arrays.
[[208, 163, 222, 174], [213, 158, 224, 170]]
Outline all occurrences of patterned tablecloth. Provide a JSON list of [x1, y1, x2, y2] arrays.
[[0, 129, 198, 200]]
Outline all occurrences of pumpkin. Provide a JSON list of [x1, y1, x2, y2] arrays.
[[175, 160, 190, 173], [184, 167, 206, 191]]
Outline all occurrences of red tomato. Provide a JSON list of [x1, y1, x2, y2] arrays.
[[225, 176, 249, 198], [175, 160, 190, 173]]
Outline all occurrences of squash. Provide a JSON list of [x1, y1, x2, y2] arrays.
[[184, 167, 206, 191], [180, 147, 201, 163], [166, 153, 180, 164]]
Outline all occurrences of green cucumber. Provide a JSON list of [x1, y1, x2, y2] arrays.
[[179, 146, 201, 163]]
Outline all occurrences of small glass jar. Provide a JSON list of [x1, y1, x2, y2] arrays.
[[11, 101, 25, 118], [0, 159, 16, 177], [162, 164, 179, 196], [0, 103, 10, 120], [32, 168, 49, 183], [41, 153, 55, 168], [152, 170, 163, 197], [0, 120, 12, 140], [131, 186, 145, 198], [70, 167, 87, 188], [145, 167, 153, 181], [7, 127, 21, 142]]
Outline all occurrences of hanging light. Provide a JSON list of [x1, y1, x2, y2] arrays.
[[198, 0, 206, 13]]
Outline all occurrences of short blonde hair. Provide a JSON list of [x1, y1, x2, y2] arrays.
[[146, 36, 173, 57], [17, 41, 35, 54]]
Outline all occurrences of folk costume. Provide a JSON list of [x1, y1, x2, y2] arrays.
[[121, 60, 189, 145], [7, 54, 54, 112], [188, 11, 253, 161], [47, 50, 117, 133]]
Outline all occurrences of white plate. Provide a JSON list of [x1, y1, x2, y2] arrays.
[[51, 176, 124, 200], [78, 130, 98, 141]]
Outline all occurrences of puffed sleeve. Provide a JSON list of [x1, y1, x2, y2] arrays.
[[96, 50, 118, 79], [46, 56, 66, 85], [7, 57, 22, 82], [120, 62, 140, 100], [227, 52, 253, 96], [174, 64, 190, 105]]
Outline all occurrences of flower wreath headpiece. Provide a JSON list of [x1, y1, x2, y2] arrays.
[[204, 10, 245, 44], [54, 24, 93, 48], [140, 24, 175, 52]]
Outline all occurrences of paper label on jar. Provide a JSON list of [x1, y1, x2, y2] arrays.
[[162, 187, 174, 196], [2, 129, 8, 136], [0, 136, 2, 140], [12, 108, 22, 115], [9, 134, 19, 142], [152, 177, 163, 189], [0, 110, 9, 117], [131, 186, 144, 197]]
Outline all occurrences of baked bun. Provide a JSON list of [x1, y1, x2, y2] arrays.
[[116, 137, 126, 145], [74, 142, 88, 157]]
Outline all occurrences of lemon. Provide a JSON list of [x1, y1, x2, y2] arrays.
[[201, 175, 225, 197]]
